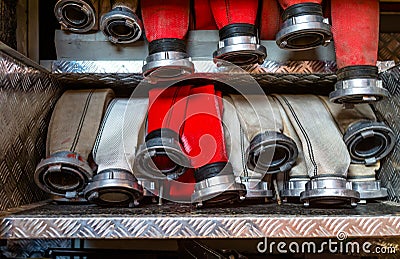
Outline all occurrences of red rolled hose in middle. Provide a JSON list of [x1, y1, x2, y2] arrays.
[[278, 0, 321, 10], [194, 0, 217, 30]]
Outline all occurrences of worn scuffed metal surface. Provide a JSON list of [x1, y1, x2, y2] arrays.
[[0, 46, 62, 211], [375, 65, 400, 203], [1, 202, 400, 239]]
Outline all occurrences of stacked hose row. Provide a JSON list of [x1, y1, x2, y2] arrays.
[[35, 89, 394, 208]]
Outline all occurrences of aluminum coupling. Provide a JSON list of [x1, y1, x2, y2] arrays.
[[54, 0, 96, 33], [247, 131, 298, 175], [134, 129, 190, 180], [214, 23, 267, 66], [100, 5, 143, 44], [329, 66, 389, 104], [300, 176, 360, 207], [142, 39, 194, 79], [34, 151, 93, 198], [344, 121, 395, 165], [192, 162, 246, 207], [276, 3, 332, 50], [84, 169, 143, 207]]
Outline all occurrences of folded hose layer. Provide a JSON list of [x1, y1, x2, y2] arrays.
[[35, 89, 114, 197], [84, 98, 148, 206]]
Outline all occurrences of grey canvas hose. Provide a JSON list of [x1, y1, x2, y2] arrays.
[[319, 96, 395, 165], [230, 94, 298, 175], [274, 96, 308, 198], [275, 95, 359, 207], [35, 89, 114, 197], [222, 96, 272, 199], [84, 98, 148, 206]]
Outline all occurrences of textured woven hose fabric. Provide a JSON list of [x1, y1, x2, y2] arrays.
[[193, 0, 217, 30], [274, 95, 350, 178], [141, 0, 190, 41], [180, 85, 228, 168], [46, 89, 114, 158], [222, 96, 261, 179], [93, 98, 148, 173], [111, 0, 138, 11], [0, 52, 62, 210], [348, 163, 379, 181], [0, 0, 17, 49], [209, 0, 259, 28], [318, 96, 377, 134], [147, 86, 191, 135], [330, 0, 379, 68], [278, 0, 322, 10], [275, 96, 307, 178], [260, 0, 282, 40], [230, 95, 283, 142]]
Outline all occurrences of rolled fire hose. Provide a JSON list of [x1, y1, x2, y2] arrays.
[[275, 96, 309, 199], [100, 0, 143, 44], [223, 96, 273, 199], [319, 96, 395, 165], [275, 95, 360, 207], [230, 94, 298, 175], [54, 0, 98, 33], [84, 98, 148, 206], [329, 0, 388, 104], [210, 0, 267, 66], [141, 0, 194, 78], [260, 0, 282, 40], [181, 85, 246, 206], [275, 0, 332, 50], [319, 96, 392, 200], [35, 89, 114, 198], [135, 86, 191, 181], [193, 0, 217, 30]]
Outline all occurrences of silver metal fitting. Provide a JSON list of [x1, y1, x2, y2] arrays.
[[142, 51, 194, 79], [300, 177, 360, 207], [192, 174, 246, 207], [84, 169, 143, 207], [134, 137, 190, 180], [100, 6, 143, 44], [34, 151, 93, 197], [344, 121, 395, 165], [329, 78, 389, 104], [213, 35, 267, 66], [280, 178, 309, 198], [241, 178, 273, 199], [350, 180, 388, 200], [54, 0, 96, 33], [247, 132, 298, 175], [276, 15, 332, 50]]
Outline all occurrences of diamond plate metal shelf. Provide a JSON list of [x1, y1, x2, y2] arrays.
[[1, 201, 400, 240]]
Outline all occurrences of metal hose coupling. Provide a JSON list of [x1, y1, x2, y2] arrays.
[[247, 131, 298, 175], [54, 0, 97, 33], [135, 129, 190, 180], [100, 0, 142, 44], [84, 169, 142, 206], [281, 177, 309, 199], [192, 162, 246, 207], [330, 66, 389, 104], [276, 3, 332, 50], [347, 164, 387, 201], [214, 23, 267, 66], [300, 176, 360, 207], [344, 121, 395, 165], [142, 39, 194, 79], [35, 151, 93, 197], [241, 177, 273, 200]]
